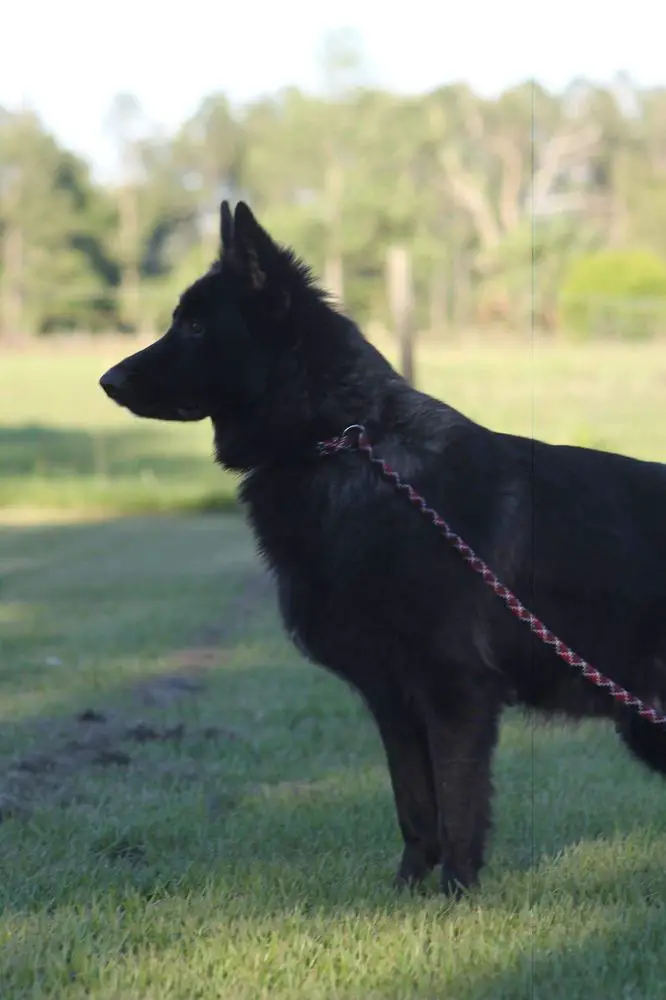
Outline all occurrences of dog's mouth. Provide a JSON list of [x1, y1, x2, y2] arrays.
[[126, 401, 207, 422], [107, 395, 207, 423], [99, 370, 208, 422], [175, 405, 207, 422]]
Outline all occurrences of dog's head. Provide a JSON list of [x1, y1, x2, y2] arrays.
[[100, 202, 298, 422], [100, 201, 385, 468]]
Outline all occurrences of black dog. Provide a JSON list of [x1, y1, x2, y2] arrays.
[[100, 201, 666, 895]]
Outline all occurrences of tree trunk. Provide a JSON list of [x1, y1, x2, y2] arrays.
[[428, 267, 448, 338], [451, 250, 471, 330], [324, 161, 344, 304], [386, 244, 416, 386], [0, 168, 25, 340], [0, 222, 24, 339], [118, 182, 140, 330]]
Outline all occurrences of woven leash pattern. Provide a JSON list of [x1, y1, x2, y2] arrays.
[[318, 424, 666, 727]]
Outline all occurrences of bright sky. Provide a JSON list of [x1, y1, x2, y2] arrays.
[[2, 0, 663, 180]]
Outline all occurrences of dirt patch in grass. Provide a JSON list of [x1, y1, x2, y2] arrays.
[[0, 567, 275, 822], [1, 686, 248, 822]]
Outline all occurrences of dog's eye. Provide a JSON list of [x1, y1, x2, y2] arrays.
[[189, 321, 204, 337]]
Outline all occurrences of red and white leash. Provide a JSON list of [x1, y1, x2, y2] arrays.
[[318, 424, 666, 727]]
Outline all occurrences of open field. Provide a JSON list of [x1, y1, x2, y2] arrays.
[[2, 337, 666, 516], [2, 339, 666, 997]]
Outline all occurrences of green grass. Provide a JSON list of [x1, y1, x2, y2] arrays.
[[2, 339, 666, 997], [2, 338, 666, 515], [0, 349, 233, 515], [2, 515, 666, 998]]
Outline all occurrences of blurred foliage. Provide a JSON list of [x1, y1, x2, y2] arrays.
[[2, 74, 666, 338], [560, 250, 666, 340]]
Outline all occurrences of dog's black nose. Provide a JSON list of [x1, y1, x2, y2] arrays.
[[99, 367, 127, 400]]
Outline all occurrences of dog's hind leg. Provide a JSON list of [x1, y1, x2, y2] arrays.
[[616, 699, 666, 779], [359, 685, 440, 889], [615, 655, 666, 776], [419, 677, 503, 896]]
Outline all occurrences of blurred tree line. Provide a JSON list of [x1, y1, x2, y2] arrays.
[[2, 69, 666, 341]]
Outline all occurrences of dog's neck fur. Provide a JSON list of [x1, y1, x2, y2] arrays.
[[209, 291, 393, 469], [211, 366, 408, 474], [211, 265, 467, 474], [213, 363, 464, 478]]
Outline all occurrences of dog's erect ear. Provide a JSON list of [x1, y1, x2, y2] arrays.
[[220, 200, 234, 252], [231, 202, 280, 292]]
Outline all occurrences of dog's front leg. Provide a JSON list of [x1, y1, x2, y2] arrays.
[[419, 682, 502, 896], [359, 685, 440, 889]]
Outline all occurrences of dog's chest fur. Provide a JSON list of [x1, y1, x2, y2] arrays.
[[239, 458, 420, 678]]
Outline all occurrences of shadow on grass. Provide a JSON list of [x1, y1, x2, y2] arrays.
[[0, 423, 206, 479], [3, 705, 666, 999], [0, 423, 237, 513], [3, 515, 666, 996]]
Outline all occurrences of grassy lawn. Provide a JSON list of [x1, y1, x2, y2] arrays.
[[2, 337, 666, 516], [0, 347, 231, 515], [2, 339, 666, 997]]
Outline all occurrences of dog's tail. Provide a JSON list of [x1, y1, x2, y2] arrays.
[[616, 700, 666, 776]]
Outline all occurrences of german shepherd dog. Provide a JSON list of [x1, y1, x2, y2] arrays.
[[100, 201, 666, 895]]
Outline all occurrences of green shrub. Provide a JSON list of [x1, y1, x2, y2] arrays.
[[559, 249, 666, 340]]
